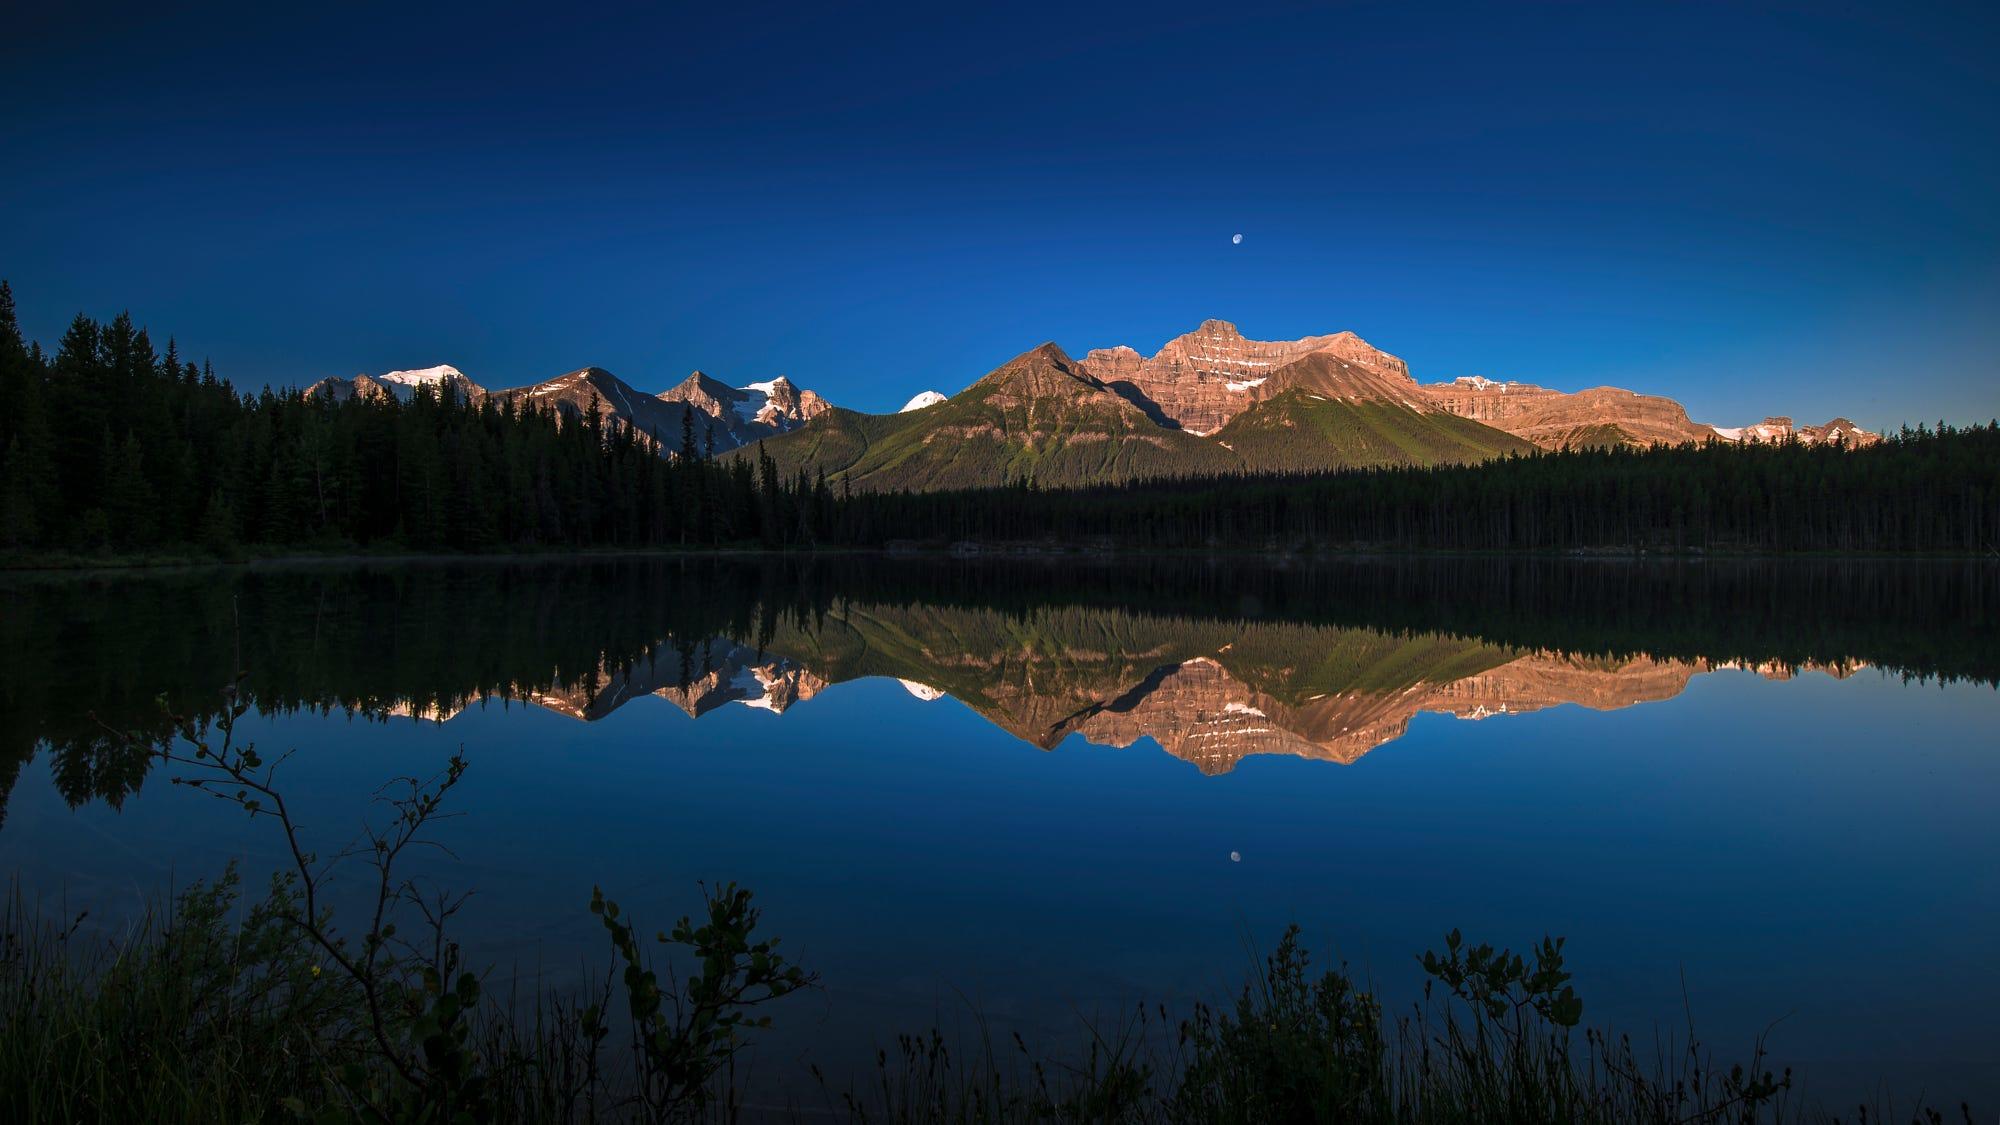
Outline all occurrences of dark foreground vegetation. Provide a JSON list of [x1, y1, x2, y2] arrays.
[[1, 686, 1977, 1124], [3, 284, 1996, 560]]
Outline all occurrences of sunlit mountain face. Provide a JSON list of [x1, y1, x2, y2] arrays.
[[1, 556, 1983, 817]]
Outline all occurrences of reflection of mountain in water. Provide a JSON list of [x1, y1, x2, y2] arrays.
[[741, 607, 1867, 774], [449, 604, 1865, 775], [1, 556, 1979, 822], [522, 639, 828, 722]]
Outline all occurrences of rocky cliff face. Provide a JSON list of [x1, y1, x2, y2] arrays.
[[493, 367, 691, 449], [1420, 377, 1719, 449], [1423, 377, 1880, 450], [1712, 416, 1880, 447], [1078, 320, 1416, 435], [655, 372, 831, 451]]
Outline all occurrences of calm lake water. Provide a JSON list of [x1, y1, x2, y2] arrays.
[[2, 556, 1995, 1109]]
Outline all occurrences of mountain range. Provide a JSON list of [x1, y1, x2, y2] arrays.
[[308, 364, 829, 453], [305, 320, 1875, 487]]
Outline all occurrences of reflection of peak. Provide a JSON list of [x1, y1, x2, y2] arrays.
[[383, 699, 470, 723], [727, 663, 826, 714], [1055, 657, 1428, 775], [898, 679, 945, 701], [518, 640, 824, 722]]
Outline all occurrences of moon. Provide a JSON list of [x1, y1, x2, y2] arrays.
[[1229, 850, 1242, 863], [1231, 233, 1243, 245]]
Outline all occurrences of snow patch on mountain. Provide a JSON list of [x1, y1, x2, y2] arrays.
[[378, 365, 465, 388], [900, 391, 948, 412]]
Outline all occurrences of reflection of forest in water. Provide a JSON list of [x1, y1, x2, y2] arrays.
[[4, 556, 1994, 819]]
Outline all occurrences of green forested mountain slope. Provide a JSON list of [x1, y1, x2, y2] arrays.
[[1213, 389, 1532, 471], [741, 344, 1531, 491], [736, 343, 1240, 490]]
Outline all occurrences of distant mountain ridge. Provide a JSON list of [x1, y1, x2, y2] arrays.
[[740, 329, 1536, 490], [1422, 375, 1877, 450], [737, 319, 1879, 490], [302, 320, 1878, 487], [308, 363, 829, 454]]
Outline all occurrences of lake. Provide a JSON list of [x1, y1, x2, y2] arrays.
[[1, 556, 1995, 1110]]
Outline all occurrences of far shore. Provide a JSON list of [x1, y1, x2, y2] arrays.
[[6, 541, 1998, 576]]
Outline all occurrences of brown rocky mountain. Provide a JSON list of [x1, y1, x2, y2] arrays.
[[1075, 320, 1880, 452], [744, 335, 1531, 490], [654, 372, 831, 449], [1077, 319, 1416, 434], [1419, 377, 1719, 449], [491, 367, 691, 446], [1420, 375, 1880, 451]]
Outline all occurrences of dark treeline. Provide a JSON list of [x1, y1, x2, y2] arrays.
[[0, 284, 831, 553], [3, 284, 1995, 556], [835, 428, 2000, 554], [4, 555, 1994, 826]]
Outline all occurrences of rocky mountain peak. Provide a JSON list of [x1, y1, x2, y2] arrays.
[[378, 364, 468, 387], [1077, 321, 1414, 435], [976, 343, 1084, 386], [306, 365, 486, 405]]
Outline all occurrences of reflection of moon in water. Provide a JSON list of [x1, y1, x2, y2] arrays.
[[1231, 233, 1243, 244], [1229, 851, 1242, 863]]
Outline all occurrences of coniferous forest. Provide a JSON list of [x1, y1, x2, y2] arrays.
[[2, 283, 1995, 559]]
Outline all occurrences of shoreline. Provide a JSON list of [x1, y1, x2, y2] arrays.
[[6, 541, 1999, 575]]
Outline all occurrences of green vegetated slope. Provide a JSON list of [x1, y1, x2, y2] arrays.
[[1551, 422, 1637, 451], [1213, 389, 1534, 471], [742, 347, 1531, 492], [741, 345, 1240, 491]]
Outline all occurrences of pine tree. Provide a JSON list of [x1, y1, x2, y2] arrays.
[[198, 489, 239, 557], [0, 438, 39, 546]]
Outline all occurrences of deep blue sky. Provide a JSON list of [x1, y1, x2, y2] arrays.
[[4, 1, 1995, 426]]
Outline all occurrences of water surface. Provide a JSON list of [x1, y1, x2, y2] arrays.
[[2, 557, 1994, 1108]]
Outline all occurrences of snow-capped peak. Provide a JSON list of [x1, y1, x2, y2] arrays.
[[378, 365, 466, 387], [740, 378, 788, 396], [898, 679, 945, 701], [900, 390, 948, 412]]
